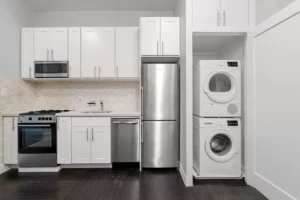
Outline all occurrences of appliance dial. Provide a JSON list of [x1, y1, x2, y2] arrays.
[[49, 117, 52, 121], [29, 117, 32, 121], [38, 117, 41, 120]]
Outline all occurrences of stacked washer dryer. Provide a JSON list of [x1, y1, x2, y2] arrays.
[[193, 60, 242, 179]]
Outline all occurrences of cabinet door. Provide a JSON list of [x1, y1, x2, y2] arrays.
[[192, 0, 221, 29], [68, 28, 81, 77], [34, 28, 51, 61], [50, 28, 68, 61], [81, 28, 98, 78], [221, 0, 248, 28], [72, 127, 91, 163], [116, 27, 139, 78], [91, 127, 111, 164], [161, 18, 180, 56], [4, 117, 18, 164], [98, 28, 115, 78], [57, 117, 72, 164], [21, 28, 34, 78], [140, 18, 161, 55]]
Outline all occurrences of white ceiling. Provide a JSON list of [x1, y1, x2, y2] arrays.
[[22, 0, 176, 11]]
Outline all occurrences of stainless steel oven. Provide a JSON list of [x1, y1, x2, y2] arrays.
[[35, 61, 69, 78]]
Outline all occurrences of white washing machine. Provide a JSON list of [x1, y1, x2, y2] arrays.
[[193, 60, 241, 117], [193, 117, 241, 178]]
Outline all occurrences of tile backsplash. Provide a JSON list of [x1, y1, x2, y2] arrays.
[[0, 77, 140, 163]]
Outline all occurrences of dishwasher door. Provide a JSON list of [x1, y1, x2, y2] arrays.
[[111, 119, 140, 162]]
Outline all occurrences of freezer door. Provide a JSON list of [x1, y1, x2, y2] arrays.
[[142, 64, 179, 120], [142, 121, 179, 168]]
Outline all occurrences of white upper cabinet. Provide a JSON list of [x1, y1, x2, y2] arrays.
[[81, 28, 99, 78], [98, 27, 115, 78], [221, 0, 248, 29], [161, 18, 180, 56], [50, 28, 68, 61], [3, 117, 18, 164], [57, 117, 72, 164], [116, 27, 139, 78], [140, 17, 180, 57], [34, 28, 68, 61], [91, 127, 111, 164], [192, 0, 248, 30], [21, 28, 34, 78], [140, 18, 161, 56], [68, 28, 81, 78], [34, 28, 51, 61]]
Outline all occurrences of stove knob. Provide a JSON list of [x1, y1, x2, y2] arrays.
[[38, 117, 41, 120], [29, 117, 32, 121], [46, 117, 49, 120], [42, 117, 45, 120], [49, 117, 52, 121]]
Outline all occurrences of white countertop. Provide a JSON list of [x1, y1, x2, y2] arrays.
[[56, 111, 140, 118], [1, 112, 21, 117]]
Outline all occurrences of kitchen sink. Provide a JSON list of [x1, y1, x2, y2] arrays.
[[82, 111, 112, 113]]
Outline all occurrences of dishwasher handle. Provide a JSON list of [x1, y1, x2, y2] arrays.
[[112, 121, 138, 124]]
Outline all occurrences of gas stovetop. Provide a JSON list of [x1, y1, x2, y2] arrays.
[[19, 110, 72, 123]]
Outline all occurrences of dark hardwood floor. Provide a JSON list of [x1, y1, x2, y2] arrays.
[[0, 169, 267, 200]]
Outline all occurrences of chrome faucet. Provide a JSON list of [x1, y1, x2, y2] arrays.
[[100, 100, 104, 111]]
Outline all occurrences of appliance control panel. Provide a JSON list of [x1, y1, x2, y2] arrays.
[[18, 115, 56, 123]]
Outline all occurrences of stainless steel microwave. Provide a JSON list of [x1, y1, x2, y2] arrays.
[[34, 61, 69, 78]]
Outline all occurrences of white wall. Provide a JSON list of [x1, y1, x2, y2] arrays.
[[0, 0, 34, 78], [174, 0, 193, 187], [247, 1, 300, 199], [256, 0, 296, 24], [34, 11, 173, 27]]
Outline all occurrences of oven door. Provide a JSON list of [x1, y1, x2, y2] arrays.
[[35, 61, 69, 78], [18, 124, 57, 154]]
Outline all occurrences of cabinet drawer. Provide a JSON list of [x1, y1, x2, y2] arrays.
[[72, 117, 110, 127]]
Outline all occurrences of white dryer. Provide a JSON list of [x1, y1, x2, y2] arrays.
[[193, 117, 241, 178], [193, 60, 241, 117]]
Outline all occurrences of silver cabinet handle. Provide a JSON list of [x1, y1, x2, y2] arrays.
[[223, 10, 226, 26], [51, 49, 54, 60], [217, 10, 220, 26], [29, 67, 32, 78], [99, 66, 101, 78], [94, 66, 96, 77], [157, 41, 159, 55], [57, 118, 59, 130], [162, 42, 164, 55], [47, 49, 49, 61], [116, 66, 118, 78], [12, 118, 15, 130], [92, 128, 94, 141], [86, 128, 89, 141]]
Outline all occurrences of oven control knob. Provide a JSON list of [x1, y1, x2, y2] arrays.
[[29, 117, 32, 121], [46, 117, 49, 120], [42, 117, 45, 120], [38, 117, 41, 120], [49, 117, 52, 121]]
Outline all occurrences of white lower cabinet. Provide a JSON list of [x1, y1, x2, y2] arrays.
[[57, 117, 72, 164], [72, 127, 91, 164], [91, 127, 111, 163], [3, 117, 18, 164]]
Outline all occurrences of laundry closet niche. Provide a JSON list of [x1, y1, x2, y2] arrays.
[[192, 34, 246, 176]]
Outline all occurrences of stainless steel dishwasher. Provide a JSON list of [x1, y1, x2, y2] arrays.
[[111, 119, 140, 162]]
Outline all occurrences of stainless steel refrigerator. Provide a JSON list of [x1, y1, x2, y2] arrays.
[[141, 63, 179, 168]]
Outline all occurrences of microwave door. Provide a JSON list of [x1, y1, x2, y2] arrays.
[[34, 61, 69, 78]]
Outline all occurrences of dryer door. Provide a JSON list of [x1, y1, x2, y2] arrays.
[[205, 130, 236, 163], [204, 71, 237, 103]]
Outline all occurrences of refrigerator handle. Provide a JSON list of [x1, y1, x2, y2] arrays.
[[141, 122, 143, 143], [141, 87, 143, 120]]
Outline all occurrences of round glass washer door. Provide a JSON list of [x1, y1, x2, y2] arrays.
[[205, 130, 236, 163], [204, 71, 237, 103]]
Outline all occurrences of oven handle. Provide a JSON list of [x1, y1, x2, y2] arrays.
[[18, 125, 51, 127]]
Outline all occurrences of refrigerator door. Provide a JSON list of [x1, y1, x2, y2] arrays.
[[142, 121, 179, 168], [142, 64, 179, 120]]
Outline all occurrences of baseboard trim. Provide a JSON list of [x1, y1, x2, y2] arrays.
[[18, 166, 61, 173], [0, 164, 10, 174], [61, 164, 112, 168], [254, 172, 297, 200], [179, 163, 187, 186]]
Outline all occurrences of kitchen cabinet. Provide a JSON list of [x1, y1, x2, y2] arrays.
[[68, 28, 81, 78], [116, 27, 139, 78], [21, 28, 34, 78], [140, 17, 180, 56], [3, 117, 18, 164], [81, 28, 115, 78], [192, 0, 248, 30], [57, 117, 72, 164], [71, 117, 111, 164], [34, 28, 68, 61]]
